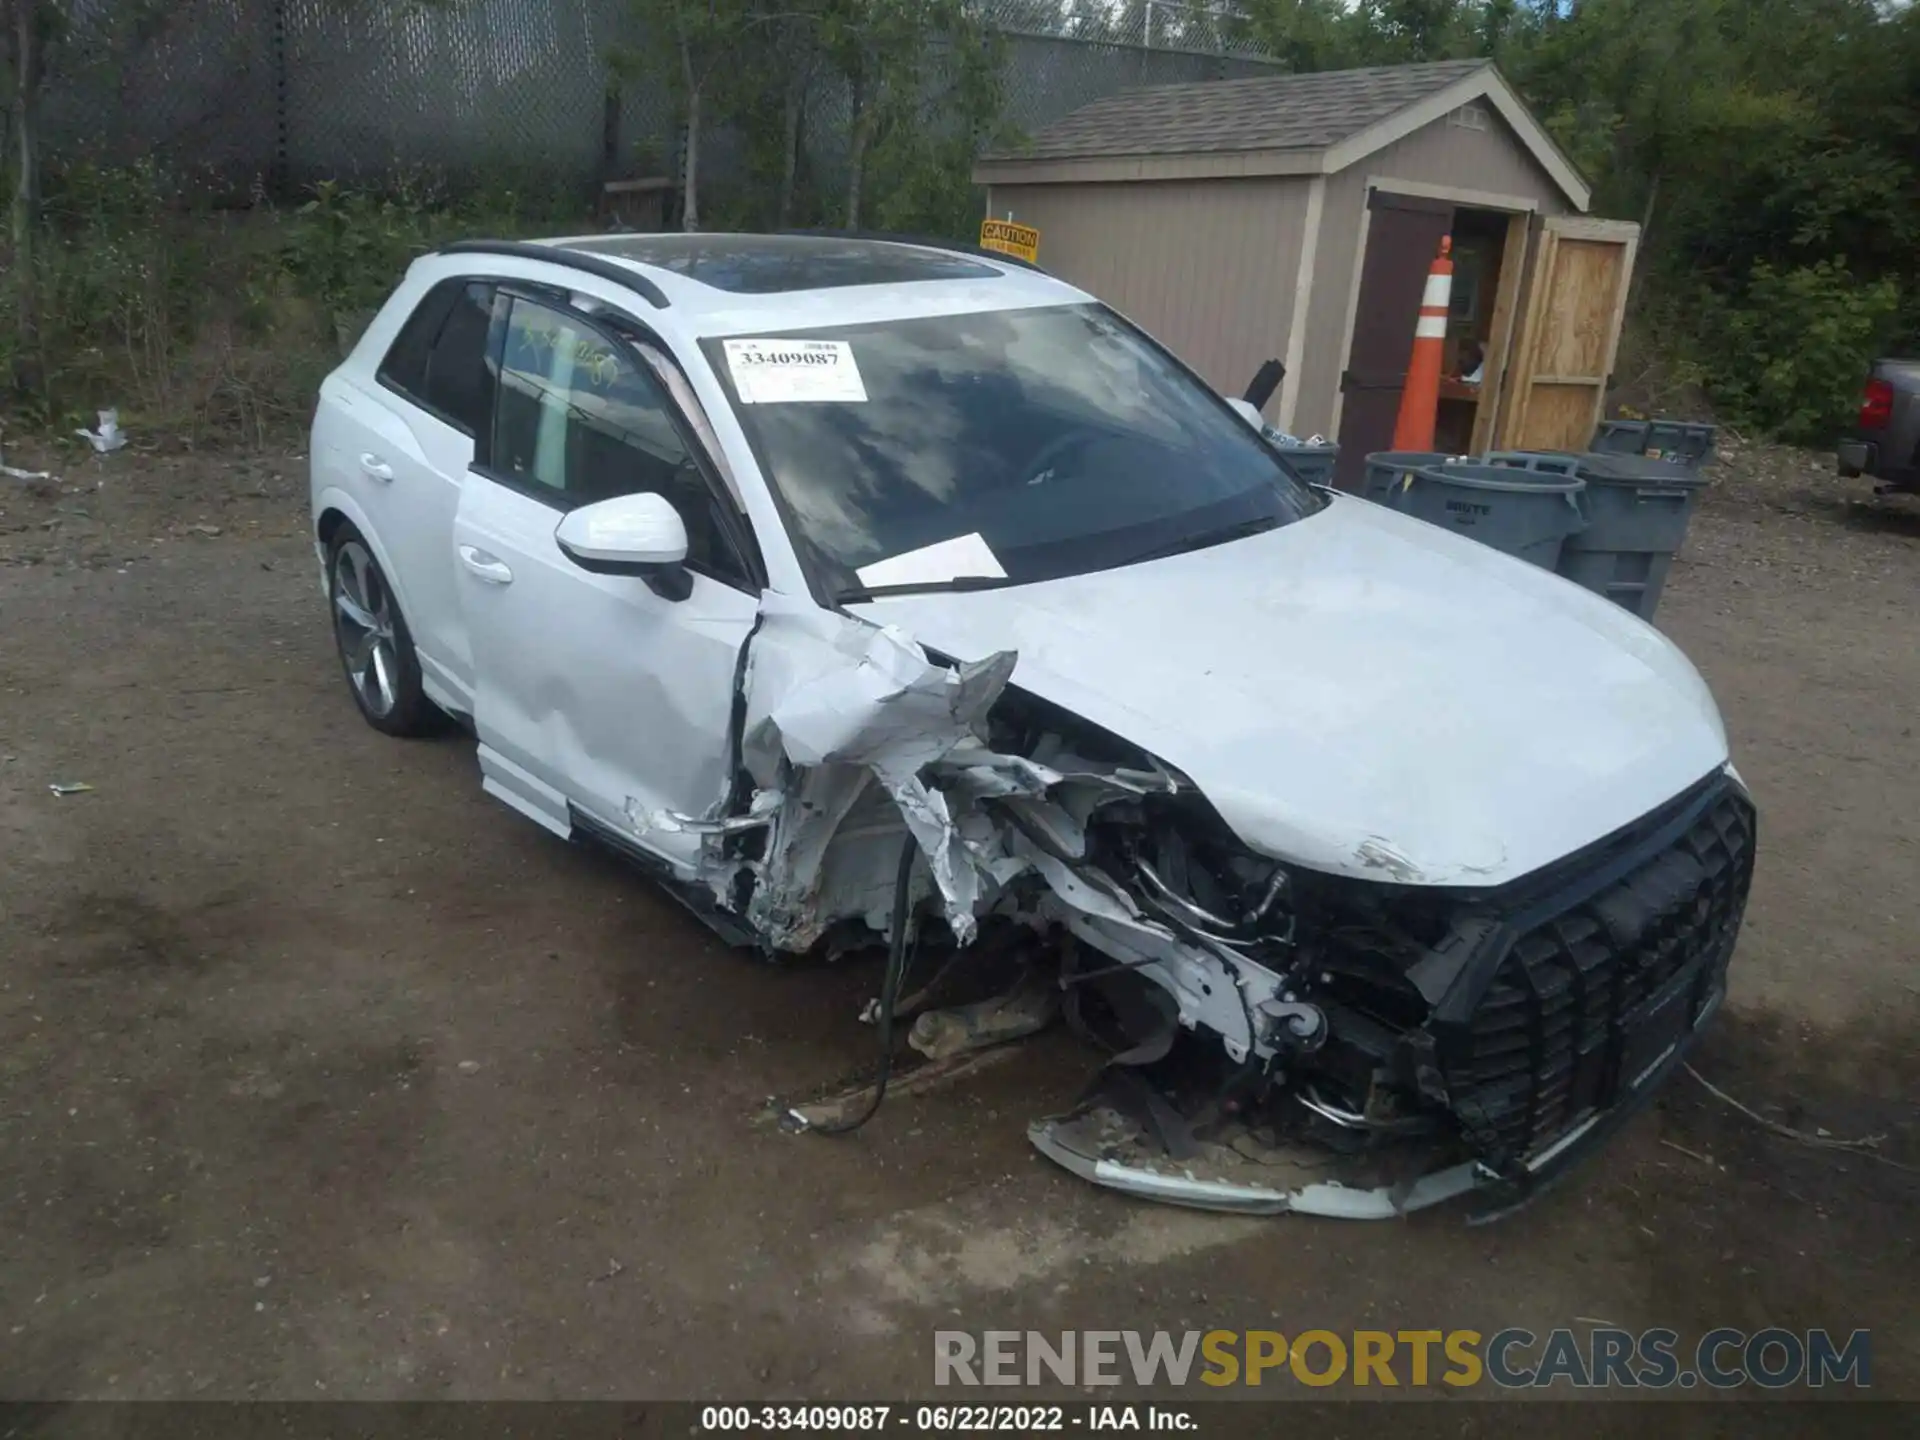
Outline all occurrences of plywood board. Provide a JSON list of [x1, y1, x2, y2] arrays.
[[1471, 210, 1532, 452], [1496, 216, 1640, 452]]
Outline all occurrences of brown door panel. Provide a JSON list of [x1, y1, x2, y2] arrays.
[[1332, 190, 1453, 489]]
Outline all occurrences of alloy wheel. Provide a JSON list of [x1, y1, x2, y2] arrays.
[[332, 539, 400, 719]]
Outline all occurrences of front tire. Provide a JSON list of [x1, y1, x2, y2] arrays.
[[327, 523, 436, 737]]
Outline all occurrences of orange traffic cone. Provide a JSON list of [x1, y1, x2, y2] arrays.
[[1390, 235, 1454, 452]]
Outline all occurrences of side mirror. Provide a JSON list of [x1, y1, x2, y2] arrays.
[[1227, 397, 1267, 432], [555, 491, 693, 601]]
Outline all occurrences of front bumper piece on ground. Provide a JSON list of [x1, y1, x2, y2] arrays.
[[1027, 1103, 1485, 1219]]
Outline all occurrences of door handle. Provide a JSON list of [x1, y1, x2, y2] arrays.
[[458, 545, 514, 585], [359, 453, 394, 482]]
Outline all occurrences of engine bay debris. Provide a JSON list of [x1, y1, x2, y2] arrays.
[[650, 592, 1754, 1221]]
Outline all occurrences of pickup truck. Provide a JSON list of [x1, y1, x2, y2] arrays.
[[1838, 359, 1920, 494]]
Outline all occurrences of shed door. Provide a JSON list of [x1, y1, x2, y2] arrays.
[[1495, 217, 1641, 452], [1332, 189, 1454, 489]]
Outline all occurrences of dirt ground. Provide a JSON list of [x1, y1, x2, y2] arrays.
[[0, 433, 1914, 1411]]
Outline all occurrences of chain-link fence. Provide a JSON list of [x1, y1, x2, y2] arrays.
[[1000, 34, 1275, 137], [36, 0, 1278, 201], [39, 0, 648, 190], [981, 0, 1274, 59], [37, 0, 282, 181]]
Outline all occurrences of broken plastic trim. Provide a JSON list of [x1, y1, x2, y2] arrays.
[[651, 591, 1304, 1072], [641, 590, 1533, 1220], [1027, 1114, 1486, 1218]]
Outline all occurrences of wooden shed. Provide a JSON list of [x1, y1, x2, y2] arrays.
[[974, 61, 1640, 488]]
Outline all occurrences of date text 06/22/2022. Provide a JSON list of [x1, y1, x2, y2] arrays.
[[699, 1406, 1194, 1433]]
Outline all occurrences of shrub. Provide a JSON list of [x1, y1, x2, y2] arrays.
[[2, 160, 219, 430], [2, 168, 588, 443], [1696, 259, 1901, 444]]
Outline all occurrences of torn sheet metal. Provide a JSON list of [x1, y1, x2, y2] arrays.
[[695, 592, 1639, 1226], [625, 786, 782, 840], [711, 593, 1279, 1078], [731, 591, 1015, 945], [745, 600, 1012, 779]]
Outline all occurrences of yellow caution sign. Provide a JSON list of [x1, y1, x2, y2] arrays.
[[979, 218, 1040, 264]]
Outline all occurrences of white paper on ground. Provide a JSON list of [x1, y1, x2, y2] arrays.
[[855, 532, 1007, 589], [723, 339, 867, 404]]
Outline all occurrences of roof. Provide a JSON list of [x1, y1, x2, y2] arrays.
[[429, 233, 1090, 336], [990, 60, 1489, 163], [975, 60, 1589, 210], [561, 234, 1003, 294]]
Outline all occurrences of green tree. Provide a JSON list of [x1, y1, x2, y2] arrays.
[[1240, 0, 1920, 428], [864, 19, 1008, 236], [1703, 259, 1900, 441], [1496, 0, 1918, 292], [819, 0, 998, 229], [2, 0, 62, 396], [619, 0, 756, 230], [1236, 0, 1362, 69], [1351, 0, 1476, 62]]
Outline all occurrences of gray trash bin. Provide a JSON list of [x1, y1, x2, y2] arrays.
[[1385, 461, 1587, 570], [1274, 443, 1339, 488], [1480, 450, 1584, 475], [1361, 451, 1455, 505], [1554, 452, 1707, 621], [1590, 419, 1716, 472]]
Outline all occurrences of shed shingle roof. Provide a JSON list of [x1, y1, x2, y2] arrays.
[[985, 59, 1492, 163]]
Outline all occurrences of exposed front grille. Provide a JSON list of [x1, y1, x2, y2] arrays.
[[1442, 786, 1756, 1168]]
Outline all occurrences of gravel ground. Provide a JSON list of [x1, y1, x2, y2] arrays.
[[0, 435, 1914, 1410]]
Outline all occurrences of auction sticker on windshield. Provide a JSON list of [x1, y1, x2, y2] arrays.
[[723, 339, 867, 404]]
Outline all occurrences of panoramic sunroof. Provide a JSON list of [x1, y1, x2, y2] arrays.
[[563, 234, 1000, 294]]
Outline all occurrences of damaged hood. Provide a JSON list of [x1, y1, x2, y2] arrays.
[[850, 495, 1729, 888]]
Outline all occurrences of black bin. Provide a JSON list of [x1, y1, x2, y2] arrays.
[[1590, 419, 1716, 473]]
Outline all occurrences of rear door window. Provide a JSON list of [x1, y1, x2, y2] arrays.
[[377, 279, 495, 438], [375, 282, 457, 399]]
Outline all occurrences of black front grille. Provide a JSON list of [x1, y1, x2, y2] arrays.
[[1442, 787, 1756, 1168]]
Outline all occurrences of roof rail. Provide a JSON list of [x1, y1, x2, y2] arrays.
[[437, 238, 671, 310], [777, 227, 1048, 274]]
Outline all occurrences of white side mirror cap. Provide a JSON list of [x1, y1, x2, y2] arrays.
[[555, 491, 689, 569]]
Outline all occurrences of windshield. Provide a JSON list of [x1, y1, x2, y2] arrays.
[[700, 303, 1324, 598]]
